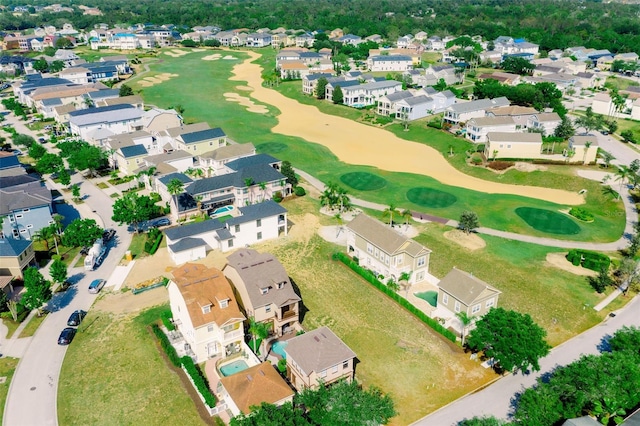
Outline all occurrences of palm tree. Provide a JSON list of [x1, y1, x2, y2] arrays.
[[401, 209, 412, 230], [399, 271, 412, 297], [615, 165, 630, 192], [166, 178, 185, 215], [582, 141, 592, 164], [336, 186, 351, 212], [456, 311, 474, 346], [383, 204, 399, 226], [258, 181, 267, 202], [243, 177, 255, 204], [334, 213, 344, 237], [248, 317, 272, 360], [32, 226, 54, 252]]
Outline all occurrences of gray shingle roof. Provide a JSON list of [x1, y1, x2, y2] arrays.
[[371, 55, 412, 62], [199, 143, 255, 161], [384, 90, 414, 102], [438, 268, 501, 306], [284, 327, 356, 375], [0, 238, 32, 257], [180, 128, 226, 144], [0, 155, 21, 171], [448, 97, 510, 114], [158, 173, 192, 186], [225, 201, 286, 226], [68, 104, 142, 126], [224, 154, 279, 171], [165, 219, 224, 241], [187, 164, 285, 196], [401, 95, 432, 106], [0, 180, 52, 215], [168, 237, 208, 253], [119, 144, 148, 158]]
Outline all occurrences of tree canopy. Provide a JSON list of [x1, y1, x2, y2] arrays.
[[467, 307, 550, 373], [49, 258, 68, 285], [35, 153, 63, 174], [111, 192, 158, 232], [62, 218, 103, 248], [21, 267, 52, 314], [473, 80, 566, 117], [67, 144, 107, 175]]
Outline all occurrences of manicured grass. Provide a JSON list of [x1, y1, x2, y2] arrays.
[[96, 182, 109, 189], [421, 52, 442, 64], [339, 172, 387, 191], [18, 312, 48, 338], [615, 118, 640, 143], [515, 207, 581, 235], [407, 187, 458, 208], [1, 318, 21, 339], [127, 233, 149, 260], [0, 357, 19, 422], [605, 76, 639, 91], [127, 49, 625, 242], [415, 291, 438, 307], [58, 305, 207, 425]]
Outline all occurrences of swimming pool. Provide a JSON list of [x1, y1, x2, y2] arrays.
[[219, 359, 249, 377], [271, 341, 288, 359], [212, 205, 234, 216], [414, 291, 438, 307]]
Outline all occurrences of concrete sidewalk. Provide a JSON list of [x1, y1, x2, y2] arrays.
[[0, 311, 37, 359]]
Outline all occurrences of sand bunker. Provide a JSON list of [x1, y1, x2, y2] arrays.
[[202, 53, 222, 61], [228, 50, 584, 206], [136, 72, 179, 88], [223, 92, 268, 114], [223, 55, 237, 60], [236, 85, 253, 91], [546, 252, 597, 276], [515, 162, 547, 172], [444, 230, 486, 251]]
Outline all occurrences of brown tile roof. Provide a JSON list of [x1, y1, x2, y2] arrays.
[[170, 263, 244, 328], [285, 327, 356, 375], [438, 267, 501, 306], [219, 362, 293, 414], [54, 104, 78, 115], [31, 85, 101, 101], [347, 213, 430, 257], [280, 61, 308, 71]]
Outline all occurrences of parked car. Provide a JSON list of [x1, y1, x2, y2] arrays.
[[12, 149, 22, 156], [38, 137, 46, 144], [67, 310, 87, 326], [58, 327, 77, 345], [151, 217, 171, 227], [88, 278, 106, 294], [601, 130, 609, 135], [102, 228, 116, 243]]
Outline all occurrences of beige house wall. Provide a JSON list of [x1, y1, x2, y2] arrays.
[[438, 289, 499, 317], [485, 140, 542, 160], [287, 357, 354, 391]]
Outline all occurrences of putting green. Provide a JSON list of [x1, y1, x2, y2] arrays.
[[515, 207, 581, 235], [256, 142, 288, 154], [340, 172, 387, 191], [406, 187, 457, 208]]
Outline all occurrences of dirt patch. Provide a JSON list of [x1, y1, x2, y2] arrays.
[[545, 252, 597, 276], [223, 92, 268, 114], [163, 49, 189, 58], [93, 287, 168, 316], [444, 230, 486, 251], [515, 162, 548, 172], [227, 50, 583, 206], [223, 55, 237, 60]]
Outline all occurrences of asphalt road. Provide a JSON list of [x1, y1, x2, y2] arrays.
[[412, 294, 640, 425], [2, 111, 132, 426]]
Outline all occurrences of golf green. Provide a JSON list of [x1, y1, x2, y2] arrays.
[[515, 207, 581, 235], [256, 142, 289, 154], [340, 172, 387, 191], [406, 187, 457, 208]]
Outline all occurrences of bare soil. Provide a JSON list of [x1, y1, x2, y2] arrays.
[[545, 252, 597, 277], [443, 230, 486, 251]]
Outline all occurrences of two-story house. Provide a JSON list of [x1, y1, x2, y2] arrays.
[[168, 263, 246, 363], [173, 127, 227, 156], [1, 175, 54, 241], [115, 144, 148, 175], [465, 116, 517, 143], [198, 143, 256, 177], [284, 326, 357, 391], [0, 238, 35, 284], [345, 213, 431, 285], [527, 112, 562, 136], [368, 55, 413, 72], [339, 80, 403, 107], [437, 267, 501, 318], [68, 104, 144, 141], [484, 132, 543, 160], [223, 249, 300, 337], [443, 97, 510, 125], [377, 90, 415, 116]]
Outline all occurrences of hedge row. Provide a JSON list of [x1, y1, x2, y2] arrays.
[[566, 249, 610, 272], [144, 229, 163, 255], [332, 252, 457, 343], [160, 309, 175, 331], [181, 356, 217, 408], [152, 324, 180, 367], [569, 207, 595, 222]]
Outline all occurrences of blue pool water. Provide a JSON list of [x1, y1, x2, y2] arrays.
[[219, 359, 249, 377], [212, 205, 234, 215], [271, 341, 288, 359], [352, 103, 367, 108]]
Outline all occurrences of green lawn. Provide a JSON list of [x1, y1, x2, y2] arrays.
[[407, 187, 458, 208], [58, 305, 208, 426], [421, 52, 442, 64], [126, 48, 624, 242], [0, 357, 19, 422], [18, 312, 48, 338], [127, 233, 149, 259], [615, 118, 640, 143]]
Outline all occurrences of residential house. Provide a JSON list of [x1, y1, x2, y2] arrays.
[[58, 67, 92, 85], [426, 36, 445, 50], [486, 105, 538, 130], [294, 33, 314, 48], [246, 33, 272, 48], [198, 143, 256, 177], [337, 34, 363, 46], [330, 28, 344, 39], [368, 55, 413, 72], [477, 72, 521, 86], [443, 97, 510, 125], [85, 89, 120, 106], [427, 89, 457, 112], [324, 78, 362, 101], [68, 104, 144, 141], [165, 201, 288, 262], [102, 95, 145, 109], [478, 50, 502, 64], [397, 35, 414, 49], [365, 34, 383, 44], [414, 31, 428, 41], [424, 64, 458, 86], [115, 144, 148, 175], [141, 108, 181, 133], [0, 175, 54, 240], [614, 52, 639, 63], [339, 80, 403, 107], [437, 267, 501, 317], [174, 127, 227, 156], [161, 122, 211, 151], [345, 213, 432, 285], [155, 172, 193, 202], [301, 73, 334, 96], [284, 326, 357, 391], [143, 150, 194, 175], [575, 72, 603, 89], [0, 153, 26, 177], [223, 249, 301, 336], [484, 132, 543, 160], [167, 263, 245, 362], [466, 116, 517, 143], [279, 62, 309, 80], [0, 238, 35, 283], [527, 112, 561, 136], [377, 90, 415, 116], [219, 362, 294, 416], [395, 95, 435, 121], [569, 135, 599, 164]]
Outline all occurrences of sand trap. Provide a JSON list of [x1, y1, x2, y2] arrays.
[[135, 73, 179, 88], [444, 230, 486, 251], [228, 50, 584, 206], [223, 55, 237, 60], [546, 252, 597, 276], [171, 49, 189, 56], [236, 85, 253, 91], [223, 92, 268, 114], [202, 54, 222, 61], [192, 48, 206, 52]]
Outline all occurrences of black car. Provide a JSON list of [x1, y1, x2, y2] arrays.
[[67, 310, 87, 326], [152, 218, 171, 227], [58, 327, 77, 345], [38, 137, 46, 143], [102, 228, 116, 243]]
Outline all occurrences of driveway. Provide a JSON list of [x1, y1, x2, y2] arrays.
[[411, 294, 640, 425]]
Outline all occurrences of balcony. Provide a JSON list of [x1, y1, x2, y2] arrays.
[[278, 309, 298, 322], [223, 329, 243, 342]]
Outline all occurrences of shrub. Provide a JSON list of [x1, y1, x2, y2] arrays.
[[273, 191, 283, 203], [160, 309, 175, 331], [332, 252, 457, 342], [152, 324, 180, 367], [277, 358, 287, 374], [144, 229, 163, 254], [487, 161, 515, 171], [569, 207, 594, 222], [294, 186, 306, 196], [149, 192, 161, 203], [427, 119, 442, 130], [566, 249, 610, 271], [180, 356, 217, 407]]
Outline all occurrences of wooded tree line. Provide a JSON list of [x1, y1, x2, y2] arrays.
[[1, 0, 639, 54]]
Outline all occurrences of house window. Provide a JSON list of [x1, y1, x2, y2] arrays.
[[486, 298, 495, 308], [261, 287, 269, 295], [442, 293, 449, 305], [319, 370, 327, 378], [417, 256, 426, 267], [257, 232, 262, 240], [454, 301, 461, 313], [374, 248, 379, 258], [9, 216, 14, 223], [265, 305, 271, 313], [207, 324, 214, 332], [220, 299, 229, 308], [343, 361, 349, 369], [395, 256, 403, 266], [472, 304, 481, 314], [22, 208, 29, 212], [366, 243, 373, 255], [332, 365, 338, 373], [234, 224, 240, 233], [415, 271, 424, 282], [26, 224, 33, 229], [202, 305, 211, 314], [256, 219, 261, 227], [228, 240, 233, 248], [15, 214, 23, 219]]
